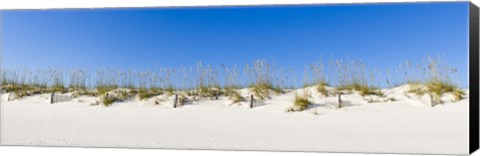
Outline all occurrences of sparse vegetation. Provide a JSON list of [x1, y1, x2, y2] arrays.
[[452, 89, 465, 102], [316, 80, 329, 96], [225, 88, 245, 103], [427, 81, 462, 99], [138, 89, 159, 100], [330, 58, 384, 97], [250, 82, 273, 100], [404, 56, 465, 103], [407, 82, 427, 96], [1, 56, 466, 106], [294, 94, 311, 110], [246, 60, 279, 100], [287, 92, 312, 112], [101, 94, 121, 107], [178, 94, 188, 106]]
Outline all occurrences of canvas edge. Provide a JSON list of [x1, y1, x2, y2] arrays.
[[0, 2, 475, 155], [469, 1, 479, 155]]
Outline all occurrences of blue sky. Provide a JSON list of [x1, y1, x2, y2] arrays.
[[1, 2, 470, 87]]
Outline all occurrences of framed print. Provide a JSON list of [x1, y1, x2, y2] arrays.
[[1, 1, 479, 155]]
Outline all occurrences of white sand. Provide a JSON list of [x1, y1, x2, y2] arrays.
[[0, 86, 470, 154]]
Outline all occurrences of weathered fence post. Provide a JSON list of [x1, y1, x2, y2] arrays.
[[173, 94, 178, 108], [50, 92, 55, 104], [250, 95, 254, 108], [338, 94, 342, 109], [430, 94, 435, 107]]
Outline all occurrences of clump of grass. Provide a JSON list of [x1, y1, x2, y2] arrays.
[[405, 56, 465, 102], [101, 94, 121, 107], [96, 85, 116, 96], [408, 81, 464, 102], [287, 92, 312, 112], [331, 58, 383, 97], [51, 68, 66, 93], [13, 89, 28, 99], [94, 69, 118, 96], [426, 81, 453, 97], [250, 82, 273, 100], [192, 62, 222, 100], [407, 82, 427, 96], [245, 60, 284, 99], [225, 88, 245, 103], [164, 86, 175, 96], [426, 81, 464, 101], [271, 86, 284, 94], [221, 65, 241, 91], [178, 94, 188, 106], [137, 87, 163, 100], [316, 79, 329, 96], [305, 60, 329, 93], [99, 88, 134, 107], [2, 68, 65, 97], [294, 94, 311, 111], [335, 83, 383, 97], [197, 86, 221, 99], [358, 87, 384, 97], [138, 89, 152, 100], [452, 89, 465, 102], [68, 69, 88, 92]]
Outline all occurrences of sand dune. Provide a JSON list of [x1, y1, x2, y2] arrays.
[[0, 85, 470, 154]]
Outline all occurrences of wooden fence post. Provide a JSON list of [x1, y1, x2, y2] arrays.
[[430, 94, 435, 107], [338, 94, 342, 109], [7, 93, 11, 101], [250, 95, 254, 108], [173, 94, 178, 108], [50, 92, 55, 104]]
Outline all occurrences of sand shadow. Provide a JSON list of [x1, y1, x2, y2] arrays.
[[252, 99, 270, 107], [309, 100, 360, 110]]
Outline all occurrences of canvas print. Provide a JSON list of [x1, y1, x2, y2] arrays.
[[0, 1, 477, 155]]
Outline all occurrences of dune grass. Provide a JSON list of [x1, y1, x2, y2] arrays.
[[329, 58, 385, 97], [404, 56, 465, 102], [287, 93, 312, 112], [294, 94, 311, 111], [408, 81, 465, 102], [428, 81, 464, 101], [138, 88, 163, 100], [316, 79, 330, 96], [1, 56, 465, 104], [177, 94, 188, 106], [250, 82, 273, 100], [225, 88, 245, 103], [101, 95, 119, 107]]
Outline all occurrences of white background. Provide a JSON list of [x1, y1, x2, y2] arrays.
[[0, 0, 478, 156]]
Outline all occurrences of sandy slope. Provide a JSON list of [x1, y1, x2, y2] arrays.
[[0, 86, 470, 154]]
